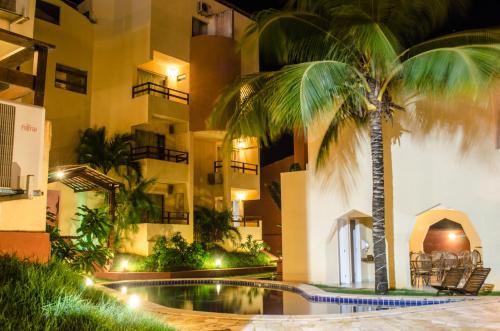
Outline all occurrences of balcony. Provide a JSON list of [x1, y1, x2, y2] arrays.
[[233, 216, 261, 227], [132, 82, 189, 104], [214, 160, 258, 175], [131, 146, 188, 164], [161, 211, 189, 225]]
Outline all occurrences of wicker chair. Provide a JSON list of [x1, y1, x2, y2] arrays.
[[411, 253, 432, 287], [431, 267, 465, 295]]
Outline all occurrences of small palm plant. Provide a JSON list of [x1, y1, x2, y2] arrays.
[[193, 206, 241, 248], [76, 127, 141, 179], [210, 0, 500, 294]]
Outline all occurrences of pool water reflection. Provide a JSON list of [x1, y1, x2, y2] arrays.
[[127, 284, 394, 315]]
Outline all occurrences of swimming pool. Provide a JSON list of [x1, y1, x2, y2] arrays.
[[106, 279, 458, 315]]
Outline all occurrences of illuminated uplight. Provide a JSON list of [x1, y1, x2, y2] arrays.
[[448, 233, 457, 240], [56, 171, 65, 179], [84, 277, 94, 287], [128, 294, 141, 309], [167, 66, 179, 80], [215, 258, 222, 268], [235, 192, 246, 201], [120, 286, 128, 294], [121, 259, 129, 272]]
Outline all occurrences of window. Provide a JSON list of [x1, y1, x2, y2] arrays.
[[35, 0, 60, 25], [192, 17, 208, 36], [55, 64, 87, 94]]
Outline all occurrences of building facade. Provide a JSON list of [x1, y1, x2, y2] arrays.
[[37, 0, 262, 255]]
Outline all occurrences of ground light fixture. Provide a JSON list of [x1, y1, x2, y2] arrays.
[[120, 286, 128, 294], [215, 258, 222, 268], [128, 294, 141, 309], [84, 277, 94, 287], [121, 259, 129, 271], [216, 283, 221, 295]]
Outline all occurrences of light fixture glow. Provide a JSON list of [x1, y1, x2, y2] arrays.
[[236, 139, 246, 149], [121, 260, 129, 272], [235, 192, 246, 201], [215, 258, 222, 268], [84, 277, 94, 287], [448, 233, 457, 240], [56, 171, 65, 179], [216, 283, 221, 295], [167, 66, 179, 80], [127, 294, 141, 309], [120, 286, 128, 294]]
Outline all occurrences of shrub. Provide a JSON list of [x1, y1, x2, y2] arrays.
[[193, 206, 240, 247], [240, 235, 270, 256], [0, 256, 173, 331], [145, 233, 206, 272], [48, 206, 113, 274]]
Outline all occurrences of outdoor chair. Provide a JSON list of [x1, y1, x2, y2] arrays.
[[431, 267, 465, 295], [411, 254, 432, 287], [442, 267, 491, 296], [471, 249, 483, 267]]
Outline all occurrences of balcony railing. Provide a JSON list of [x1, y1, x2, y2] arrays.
[[233, 216, 261, 227], [132, 82, 189, 104], [214, 160, 258, 175], [131, 146, 188, 164], [162, 211, 189, 225]]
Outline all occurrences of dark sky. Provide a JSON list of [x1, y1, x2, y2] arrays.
[[220, 0, 500, 166]]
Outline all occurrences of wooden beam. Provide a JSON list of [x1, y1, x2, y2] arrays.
[[0, 47, 35, 69], [34, 45, 48, 107], [0, 66, 35, 89], [0, 28, 54, 49]]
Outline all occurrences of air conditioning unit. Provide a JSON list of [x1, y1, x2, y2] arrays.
[[0, 101, 45, 193], [197, 1, 213, 17]]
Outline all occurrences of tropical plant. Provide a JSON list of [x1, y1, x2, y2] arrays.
[[76, 126, 141, 179], [145, 233, 206, 271], [193, 206, 241, 247], [240, 235, 270, 256], [210, 0, 500, 294], [48, 206, 113, 273]]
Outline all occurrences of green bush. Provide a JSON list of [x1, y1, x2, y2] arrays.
[[0, 255, 173, 331], [145, 233, 207, 272], [204, 245, 271, 269], [240, 235, 270, 256], [48, 206, 113, 274]]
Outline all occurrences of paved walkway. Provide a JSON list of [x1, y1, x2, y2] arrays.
[[150, 297, 500, 331]]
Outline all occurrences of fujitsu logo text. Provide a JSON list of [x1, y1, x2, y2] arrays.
[[21, 123, 37, 133]]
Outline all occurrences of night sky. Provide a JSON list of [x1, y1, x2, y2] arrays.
[[220, 0, 500, 166]]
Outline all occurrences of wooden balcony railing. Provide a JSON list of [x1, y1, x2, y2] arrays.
[[132, 82, 189, 104], [233, 216, 261, 227], [214, 160, 258, 175], [131, 146, 188, 164]]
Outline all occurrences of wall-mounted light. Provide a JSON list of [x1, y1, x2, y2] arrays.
[[236, 139, 246, 149], [177, 73, 187, 81], [448, 232, 457, 240], [236, 192, 246, 201], [166, 66, 179, 80]]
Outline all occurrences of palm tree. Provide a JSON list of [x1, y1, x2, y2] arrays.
[[193, 206, 241, 248], [210, 0, 500, 294], [76, 127, 141, 179]]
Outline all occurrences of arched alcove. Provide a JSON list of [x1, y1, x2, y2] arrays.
[[410, 208, 481, 253], [423, 219, 471, 253]]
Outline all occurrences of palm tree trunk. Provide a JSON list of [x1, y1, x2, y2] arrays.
[[369, 107, 389, 295]]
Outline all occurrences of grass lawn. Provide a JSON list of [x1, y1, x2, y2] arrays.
[[0, 256, 175, 331]]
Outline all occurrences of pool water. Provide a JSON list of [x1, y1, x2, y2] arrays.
[[127, 284, 395, 315]]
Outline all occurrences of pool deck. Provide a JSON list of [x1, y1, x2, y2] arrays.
[[98, 279, 500, 330]]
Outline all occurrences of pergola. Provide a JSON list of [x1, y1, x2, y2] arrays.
[[48, 165, 122, 221]]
